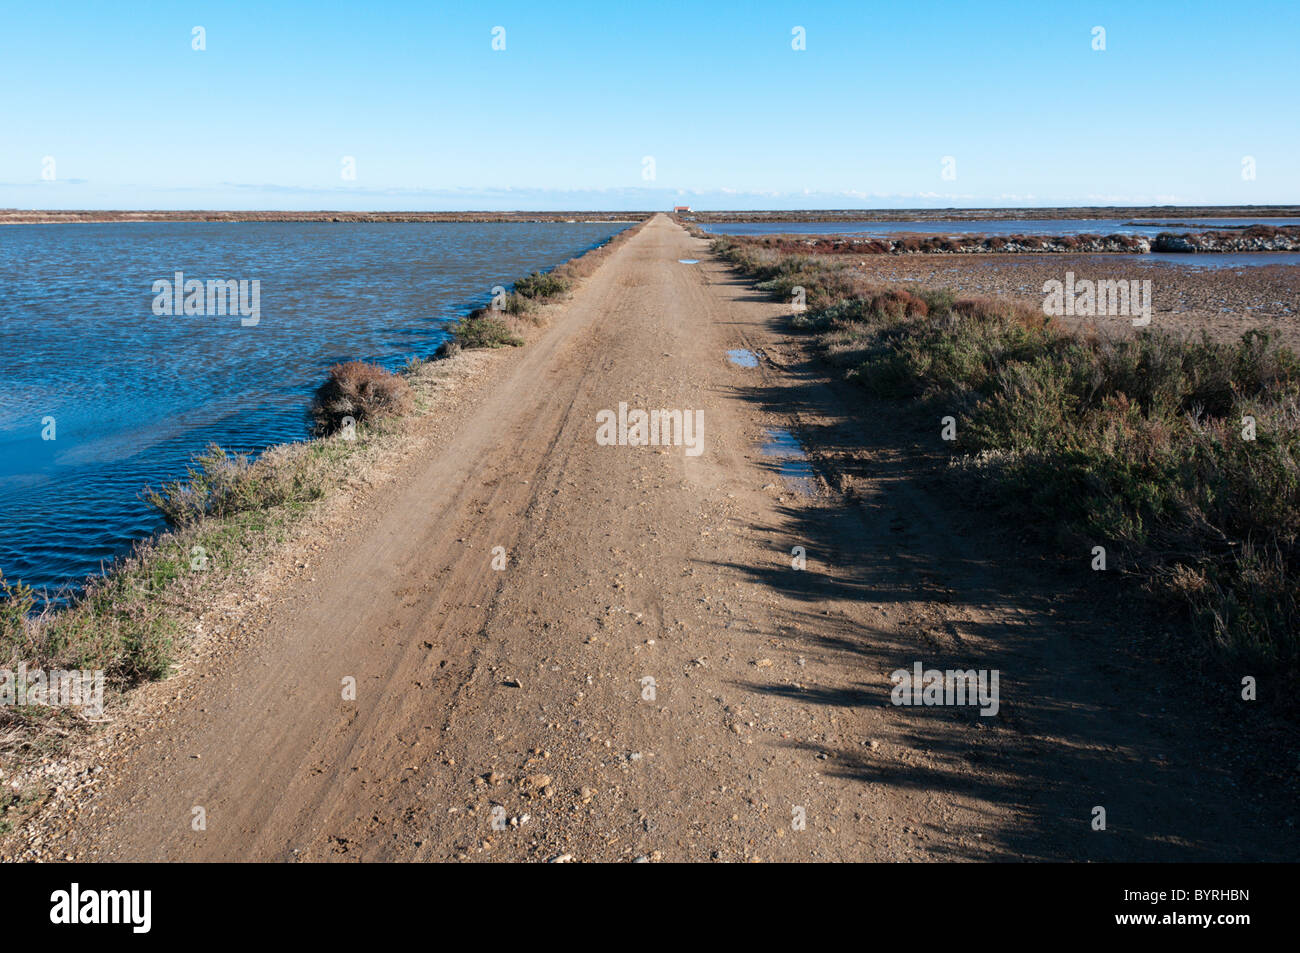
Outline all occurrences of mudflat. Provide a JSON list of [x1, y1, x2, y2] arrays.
[[851, 253, 1300, 348]]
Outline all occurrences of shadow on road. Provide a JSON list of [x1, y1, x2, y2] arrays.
[[700, 270, 1298, 861]]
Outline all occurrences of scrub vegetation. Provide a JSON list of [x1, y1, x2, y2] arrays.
[[714, 234, 1300, 681]]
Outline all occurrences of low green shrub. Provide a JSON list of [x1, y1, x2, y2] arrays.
[[451, 311, 525, 349]]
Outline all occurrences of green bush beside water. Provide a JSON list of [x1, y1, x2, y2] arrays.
[[449, 312, 526, 349], [446, 270, 570, 347], [1, 226, 647, 711], [512, 269, 571, 300], [0, 226, 650, 767], [0, 381, 402, 705]]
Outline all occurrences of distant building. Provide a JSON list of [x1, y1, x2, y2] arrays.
[[673, 205, 691, 213]]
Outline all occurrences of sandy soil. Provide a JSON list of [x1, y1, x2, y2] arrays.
[[4, 215, 1295, 862], [851, 253, 1300, 348]]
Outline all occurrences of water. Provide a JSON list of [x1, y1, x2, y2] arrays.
[[0, 221, 625, 598], [760, 428, 815, 495], [701, 218, 1300, 239], [1131, 252, 1300, 270], [726, 349, 759, 367]]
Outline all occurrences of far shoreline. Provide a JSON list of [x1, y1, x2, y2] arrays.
[[0, 209, 651, 225], [5, 205, 1300, 226]]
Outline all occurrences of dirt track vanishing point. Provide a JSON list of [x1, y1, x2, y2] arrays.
[[9, 214, 1295, 862]]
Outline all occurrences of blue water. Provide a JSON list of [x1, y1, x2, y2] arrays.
[[0, 221, 624, 598], [701, 218, 1300, 239], [1132, 252, 1300, 270], [727, 349, 759, 367], [760, 428, 815, 495]]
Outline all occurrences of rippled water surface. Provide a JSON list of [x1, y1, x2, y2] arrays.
[[0, 221, 625, 597]]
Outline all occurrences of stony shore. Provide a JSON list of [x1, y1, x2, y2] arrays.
[[722, 225, 1300, 256], [683, 205, 1300, 223]]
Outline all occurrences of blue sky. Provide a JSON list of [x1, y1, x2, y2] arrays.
[[2, 0, 1296, 210]]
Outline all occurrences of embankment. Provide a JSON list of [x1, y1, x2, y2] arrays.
[[4, 214, 1297, 862], [0, 219, 647, 776]]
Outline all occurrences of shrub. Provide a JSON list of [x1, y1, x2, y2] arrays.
[[435, 337, 463, 360], [0, 573, 36, 656], [452, 311, 525, 349], [144, 444, 327, 527], [513, 270, 571, 300], [868, 289, 929, 319], [921, 288, 957, 314], [2, 560, 177, 691], [310, 361, 413, 435], [952, 295, 1048, 331]]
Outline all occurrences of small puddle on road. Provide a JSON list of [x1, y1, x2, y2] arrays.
[[678, 258, 700, 264], [727, 349, 759, 367], [760, 428, 816, 496]]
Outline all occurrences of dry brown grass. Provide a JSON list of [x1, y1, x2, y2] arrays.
[[953, 295, 1048, 330]]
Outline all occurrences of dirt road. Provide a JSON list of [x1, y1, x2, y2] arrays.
[[16, 214, 1296, 861]]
